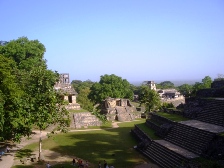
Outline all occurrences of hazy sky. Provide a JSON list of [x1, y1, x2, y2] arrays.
[[1, 0, 223, 83]]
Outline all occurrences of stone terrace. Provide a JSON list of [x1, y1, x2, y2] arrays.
[[164, 122, 217, 155], [141, 140, 198, 168], [179, 120, 224, 133]]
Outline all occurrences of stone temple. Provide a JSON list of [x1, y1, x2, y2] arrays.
[[54, 73, 80, 110], [100, 97, 141, 121]]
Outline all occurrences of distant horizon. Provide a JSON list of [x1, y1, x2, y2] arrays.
[[129, 79, 201, 86], [68, 75, 203, 86]]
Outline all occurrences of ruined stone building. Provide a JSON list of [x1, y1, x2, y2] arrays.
[[101, 97, 141, 121], [144, 81, 157, 90], [157, 89, 182, 99], [142, 80, 184, 107], [54, 73, 80, 110]]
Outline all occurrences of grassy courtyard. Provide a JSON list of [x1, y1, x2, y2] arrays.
[[12, 119, 152, 168], [157, 111, 189, 122]]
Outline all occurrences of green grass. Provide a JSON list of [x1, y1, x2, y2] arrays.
[[11, 166, 34, 168], [42, 121, 145, 167], [131, 101, 141, 107], [156, 112, 189, 122], [12, 161, 45, 168], [135, 123, 160, 140], [50, 163, 75, 168], [13, 119, 149, 168], [15, 142, 38, 159]]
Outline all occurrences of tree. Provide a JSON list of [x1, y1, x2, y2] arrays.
[[202, 76, 212, 88], [0, 55, 28, 141], [0, 37, 69, 160], [71, 79, 94, 93], [157, 81, 175, 89], [138, 85, 161, 112], [89, 74, 133, 104], [130, 84, 141, 95], [24, 67, 69, 160], [177, 84, 193, 97], [191, 76, 212, 96], [77, 88, 94, 111], [0, 37, 46, 71], [214, 74, 224, 81]]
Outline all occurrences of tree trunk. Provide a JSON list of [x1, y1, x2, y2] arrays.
[[38, 129, 43, 161]]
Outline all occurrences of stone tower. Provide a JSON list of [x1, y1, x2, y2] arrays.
[[146, 81, 156, 90]]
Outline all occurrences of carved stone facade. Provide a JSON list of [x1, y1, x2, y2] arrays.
[[101, 98, 141, 121], [54, 73, 80, 110]]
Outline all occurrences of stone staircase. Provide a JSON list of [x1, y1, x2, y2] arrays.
[[141, 140, 199, 168], [145, 113, 176, 138], [131, 81, 224, 167], [115, 106, 134, 121], [196, 99, 224, 126], [131, 125, 152, 143], [164, 122, 215, 155]]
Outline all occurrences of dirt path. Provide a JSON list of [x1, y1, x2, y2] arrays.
[[0, 122, 160, 168], [0, 130, 49, 168]]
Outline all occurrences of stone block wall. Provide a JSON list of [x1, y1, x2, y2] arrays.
[[196, 88, 224, 98], [101, 98, 141, 121], [73, 112, 102, 128], [66, 103, 80, 110]]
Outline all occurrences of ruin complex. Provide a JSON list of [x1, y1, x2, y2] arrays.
[[101, 97, 141, 121], [131, 80, 224, 167], [143, 80, 185, 107]]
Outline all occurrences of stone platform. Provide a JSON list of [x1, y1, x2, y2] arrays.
[[179, 120, 224, 133], [155, 140, 199, 159]]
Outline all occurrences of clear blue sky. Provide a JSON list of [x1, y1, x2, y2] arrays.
[[1, 0, 223, 84]]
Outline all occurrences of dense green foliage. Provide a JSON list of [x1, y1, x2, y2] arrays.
[[130, 84, 141, 95], [177, 84, 193, 96], [89, 74, 134, 104], [71, 80, 94, 111], [0, 37, 69, 141], [138, 85, 161, 112], [156, 81, 175, 89], [0, 37, 46, 70], [177, 76, 213, 97], [191, 76, 212, 96], [0, 55, 27, 140], [76, 88, 94, 111], [71, 79, 94, 93]]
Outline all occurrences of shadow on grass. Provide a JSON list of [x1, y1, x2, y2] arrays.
[[11, 165, 33, 168], [51, 162, 75, 168], [41, 119, 157, 168], [16, 149, 33, 159]]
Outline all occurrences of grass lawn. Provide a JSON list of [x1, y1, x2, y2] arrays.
[[12, 119, 150, 168], [11, 166, 33, 168], [135, 123, 160, 140], [156, 112, 189, 122]]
